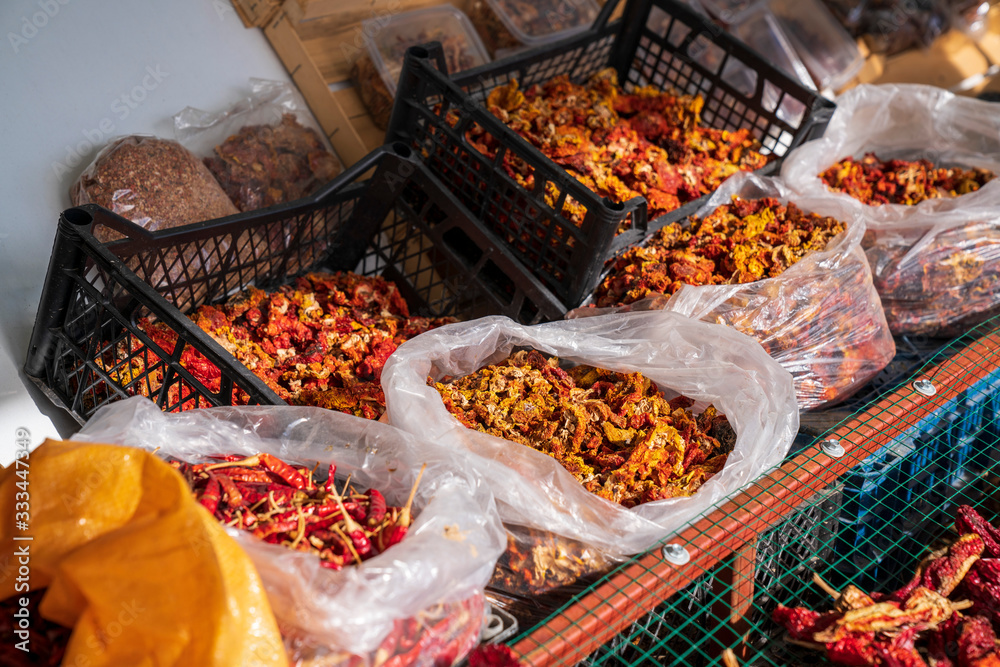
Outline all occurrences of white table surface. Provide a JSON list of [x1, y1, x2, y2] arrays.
[[0, 0, 291, 464]]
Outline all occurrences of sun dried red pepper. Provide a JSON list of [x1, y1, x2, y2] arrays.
[[435, 349, 733, 509], [774, 506, 1000, 666], [866, 222, 1000, 337], [593, 197, 846, 307], [98, 272, 454, 418], [173, 453, 423, 570], [465, 69, 768, 232], [821, 153, 995, 206], [879, 533, 985, 603]]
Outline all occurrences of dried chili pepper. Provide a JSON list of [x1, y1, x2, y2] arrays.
[[465, 69, 768, 233], [774, 506, 1000, 666], [865, 222, 1000, 338], [99, 271, 454, 418], [179, 452, 422, 569], [880, 533, 985, 603], [958, 506, 1000, 557], [821, 153, 995, 206], [435, 349, 732, 509], [467, 642, 524, 667], [956, 615, 1000, 667]]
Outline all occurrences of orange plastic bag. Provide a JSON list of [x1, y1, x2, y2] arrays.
[[0, 440, 286, 667]]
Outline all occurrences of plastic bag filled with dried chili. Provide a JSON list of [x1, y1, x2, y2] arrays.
[[381, 312, 798, 596], [781, 84, 1000, 337], [571, 172, 896, 410], [73, 396, 506, 667]]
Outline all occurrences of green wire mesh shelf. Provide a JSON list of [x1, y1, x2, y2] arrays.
[[508, 314, 1000, 666]]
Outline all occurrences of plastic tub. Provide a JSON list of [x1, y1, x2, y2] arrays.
[[469, 0, 601, 56], [351, 5, 490, 129]]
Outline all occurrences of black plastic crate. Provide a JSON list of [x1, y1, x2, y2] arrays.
[[25, 144, 564, 423], [386, 0, 835, 307]]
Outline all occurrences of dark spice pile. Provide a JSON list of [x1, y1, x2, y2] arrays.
[[821, 153, 996, 206], [204, 113, 341, 212], [353, 26, 485, 129], [469, 0, 595, 53]]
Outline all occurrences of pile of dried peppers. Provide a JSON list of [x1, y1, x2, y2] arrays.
[[592, 196, 846, 307], [467, 68, 768, 231], [774, 505, 1000, 666], [434, 349, 735, 508], [867, 223, 1000, 337], [821, 153, 996, 206], [174, 453, 425, 570], [100, 272, 452, 419]]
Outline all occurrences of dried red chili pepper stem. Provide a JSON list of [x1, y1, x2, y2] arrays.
[[813, 572, 841, 599], [398, 464, 427, 530]]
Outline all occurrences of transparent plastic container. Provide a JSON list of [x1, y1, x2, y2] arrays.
[[351, 5, 490, 129], [766, 0, 864, 91], [469, 0, 600, 57], [728, 7, 815, 91]]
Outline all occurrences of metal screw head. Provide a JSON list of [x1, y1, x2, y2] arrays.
[[913, 379, 937, 397], [661, 543, 690, 565], [821, 438, 845, 457]]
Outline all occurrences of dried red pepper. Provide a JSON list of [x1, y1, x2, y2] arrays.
[[821, 153, 995, 206], [465, 69, 768, 232], [172, 453, 423, 571], [435, 349, 733, 509], [98, 272, 454, 418], [774, 506, 1000, 666], [866, 222, 1000, 337]]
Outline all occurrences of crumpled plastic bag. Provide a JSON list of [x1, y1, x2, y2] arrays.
[[381, 311, 799, 594], [569, 173, 896, 410], [0, 439, 286, 667], [73, 396, 507, 667], [781, 84, 1000, 337], [174, 79, 342, 214]]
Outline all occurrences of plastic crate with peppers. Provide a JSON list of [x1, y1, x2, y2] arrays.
[[74, 397, 508, 667], [782, 85, 1000, 340], [773, 505, 1000, 665], [97, 271, 455, 419], [466, 68, 770, 235], [570, 173, 895, 410], [382, 312, 798, 598]]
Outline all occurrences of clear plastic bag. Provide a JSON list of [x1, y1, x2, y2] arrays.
[[70, 135, 239, 242], [73, 396, 506, 667], [381, 311, 799, 594], [174, 79, 343, 213], [569, 172, 896, 410], [781, 84, 1000, 336]]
